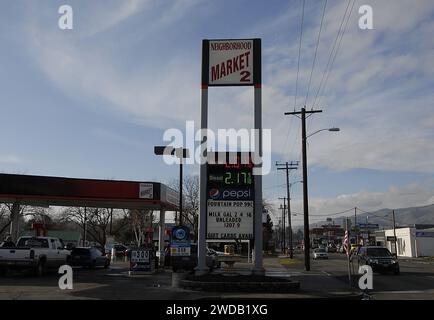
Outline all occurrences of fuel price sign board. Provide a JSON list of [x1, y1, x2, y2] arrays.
[[206, 152, 254, 240]]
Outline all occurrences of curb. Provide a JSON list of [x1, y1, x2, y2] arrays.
[[179, 279, 301, 293]]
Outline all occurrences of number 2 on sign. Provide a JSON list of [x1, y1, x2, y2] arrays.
[[240, 71, 250, 82]]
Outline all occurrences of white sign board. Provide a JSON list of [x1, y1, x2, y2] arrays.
[[131, 250, 150, 263], [170, 246, 191, 256], [206, 200, 254, 239], [208, 40, 254, 85], [139, 183, 153, 199]]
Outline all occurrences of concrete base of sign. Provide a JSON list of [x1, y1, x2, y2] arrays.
[[251, 267, 266, 276], [179, 274, 300, 293], [194, 267, 210, 276], [128, 271, 155, 276]]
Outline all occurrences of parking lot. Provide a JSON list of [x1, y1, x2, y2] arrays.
[[0, 262, 206, 300]]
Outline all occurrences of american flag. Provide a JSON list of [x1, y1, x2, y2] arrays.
[[343, 230, 349, 256]]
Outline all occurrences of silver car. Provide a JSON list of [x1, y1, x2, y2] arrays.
[[313, 248, 329, 260]]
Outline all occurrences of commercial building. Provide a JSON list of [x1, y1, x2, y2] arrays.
[[376, 226, 434, 257], [310, 224, 345, 247]]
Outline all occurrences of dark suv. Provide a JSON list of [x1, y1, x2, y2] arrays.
[[355, 246, 400, 275]]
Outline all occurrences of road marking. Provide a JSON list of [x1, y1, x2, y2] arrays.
[[321, 271, 332, 276], [373, 290, 429, 294]]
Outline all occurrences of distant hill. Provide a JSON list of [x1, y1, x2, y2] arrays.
[[294, 204, 434, 230]]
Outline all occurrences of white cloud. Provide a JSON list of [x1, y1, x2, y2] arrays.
[[0, 155, 23, 164], [22, 0, 434, 175], [268, 182, 434, 226]]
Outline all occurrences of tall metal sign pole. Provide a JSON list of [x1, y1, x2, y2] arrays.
[[197, 39, 263, 275]]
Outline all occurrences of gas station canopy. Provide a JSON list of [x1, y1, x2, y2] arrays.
[[0, 173, 179, 211]]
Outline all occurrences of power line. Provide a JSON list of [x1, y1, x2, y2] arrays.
[[315, 0, 356, 109], [264, 183, 287, 190], [311, 0, 352, 109], [305, 0, 328, 106], [294, 0, 306, 110], [356, 207, 393, 222], [309, 207, 355, 217]]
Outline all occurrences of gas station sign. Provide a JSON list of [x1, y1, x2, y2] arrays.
[[170, 225, 191, 256], [129, 248, 155, 273], [206, 153, 254, 240], [202, 39, 261, 86]]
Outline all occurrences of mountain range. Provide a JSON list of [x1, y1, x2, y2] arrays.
[[295, 204, 434, 230]]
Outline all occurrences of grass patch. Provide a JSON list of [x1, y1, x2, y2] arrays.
[[279, 257, 302, 267]]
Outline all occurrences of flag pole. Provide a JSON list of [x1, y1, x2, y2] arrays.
[[345, 218, 352, 288]]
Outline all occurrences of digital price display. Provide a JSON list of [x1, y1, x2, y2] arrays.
[[223, 171, 252, 185], [206, 152, 255, 240]]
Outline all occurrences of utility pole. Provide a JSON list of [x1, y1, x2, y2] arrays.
[[83, 207, 87, 246], [276, 161, 299, 259], [392, 210, 397, 257], [179, 156, 183, 225], [278, 198, 287, 254], [354, 207, 358, 245], [285, 107, 322, 271]]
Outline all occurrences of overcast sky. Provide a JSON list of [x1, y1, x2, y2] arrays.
[[1, 0, 434, 226]]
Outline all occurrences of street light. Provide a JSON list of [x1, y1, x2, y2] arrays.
[[289, 180, 303, 190], [306, 127, 340, 139], [154, 146, 189, 225]]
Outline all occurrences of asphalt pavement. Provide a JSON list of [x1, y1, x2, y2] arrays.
[[285, 252, 434, 300], [0, 253, 433, 300]]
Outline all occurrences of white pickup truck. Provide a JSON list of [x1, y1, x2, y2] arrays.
[[0, 236, 71, 276]]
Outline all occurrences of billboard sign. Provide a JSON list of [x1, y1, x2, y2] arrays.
[[357, 223, 379, 231], [415, 231, 434, 238], [202, 39, 261, 87]]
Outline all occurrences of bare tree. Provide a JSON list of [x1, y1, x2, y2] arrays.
[[61, 207, 124, 249], [0, 204, 11, 237], [0, 203, 38, 237], [129, 209, 154, 246]]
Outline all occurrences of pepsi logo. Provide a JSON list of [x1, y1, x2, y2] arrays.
[[209, 188, 220, 199]]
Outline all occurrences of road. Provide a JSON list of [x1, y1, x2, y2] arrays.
[[0, 263, 205, 300], [1, 254, 433, 300], [300, 253, 434, 299]]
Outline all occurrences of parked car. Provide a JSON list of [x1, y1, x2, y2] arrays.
[[113, 244, 128, 257], [208, 248, 225, 256], [171, 244, 219, 272], [70, 247, 110, 269], [354, 246, 399, 275], [326, 245, 337, 253], [313, 248, 328, 260], [0, 236, 71, 276]]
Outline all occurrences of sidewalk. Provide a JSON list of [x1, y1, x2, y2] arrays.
[[204, 255, 361, 299]]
